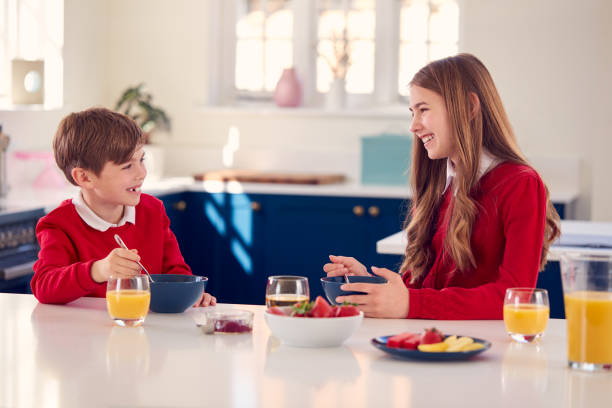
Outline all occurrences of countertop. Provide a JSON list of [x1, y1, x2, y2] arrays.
[[0, 176, 580, 215], [0, 293, 608, 408], [377, 220, 612, 261]]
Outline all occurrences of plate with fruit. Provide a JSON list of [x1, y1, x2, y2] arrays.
[[265, 296, 363, 347], [371, 328, 491, 361]]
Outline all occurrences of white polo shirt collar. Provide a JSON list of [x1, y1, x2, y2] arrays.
[[443, 149, 500, 195], [72, 191, 136, 232]]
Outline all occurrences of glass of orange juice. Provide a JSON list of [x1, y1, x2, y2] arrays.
[[106, 276, 151, 327], [503, 288, 550, 343], [560, 253, 612, 372]]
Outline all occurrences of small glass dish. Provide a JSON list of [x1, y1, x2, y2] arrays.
[[198, 309, 254, 335]]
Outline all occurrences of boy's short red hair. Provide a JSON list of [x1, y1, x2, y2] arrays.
[[54, 107, 144, 186]]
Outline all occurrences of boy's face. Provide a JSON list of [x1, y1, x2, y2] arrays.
[[88, 147, 147, 207]]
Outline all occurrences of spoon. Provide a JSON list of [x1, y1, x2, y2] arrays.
[[114, 234, 155, 283]]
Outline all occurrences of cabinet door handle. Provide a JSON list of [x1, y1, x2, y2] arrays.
[[353, 205, 365, 217], [172, 200, 187, 211], [368, 206, 380, 217], [251, 201, 262, 212]]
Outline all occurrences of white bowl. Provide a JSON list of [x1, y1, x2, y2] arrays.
[[264, 310, 363, 347]]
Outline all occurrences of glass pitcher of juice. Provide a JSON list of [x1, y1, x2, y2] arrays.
[[560, 252, 612, 372]]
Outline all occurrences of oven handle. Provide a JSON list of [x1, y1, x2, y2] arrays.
[[1, 260, 36, 280]]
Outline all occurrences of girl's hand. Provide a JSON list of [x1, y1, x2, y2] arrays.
[[323, 255, 368, 277], [193, 292, 217, 307], [91, 248, 141, 283], [335, 266, 410, 318]]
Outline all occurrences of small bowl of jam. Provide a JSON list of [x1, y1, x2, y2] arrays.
[[198, 309, 253, 334]]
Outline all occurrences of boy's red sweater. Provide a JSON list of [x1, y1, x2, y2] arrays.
[[404, 163, 547, 320], [32, 194, 191, 304]]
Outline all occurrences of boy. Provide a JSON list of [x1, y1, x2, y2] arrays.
[[32, 107, 216, 306]]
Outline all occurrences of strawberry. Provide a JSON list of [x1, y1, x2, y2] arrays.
[[420, 327, 443, 345]]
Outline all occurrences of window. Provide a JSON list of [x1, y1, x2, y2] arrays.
[[211, 0, 458, 107], [0, 0, 63, 108], [235, 0, 294, 94], [398, 0, 458, 97]]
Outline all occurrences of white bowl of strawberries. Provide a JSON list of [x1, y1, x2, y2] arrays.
[[264, 296, 363, 347]]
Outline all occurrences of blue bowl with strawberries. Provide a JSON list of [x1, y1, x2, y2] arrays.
[[321, 275, 387, 305]]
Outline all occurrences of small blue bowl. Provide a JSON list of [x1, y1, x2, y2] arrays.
[[321, 276, 387, 305], [149, 274, 207, 313]]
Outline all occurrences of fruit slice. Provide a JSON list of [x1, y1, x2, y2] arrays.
[[309, 296, 332, 318], [387, 332, 418, 348], [418, 341, 448, 352], [446, 336, 474, 352]]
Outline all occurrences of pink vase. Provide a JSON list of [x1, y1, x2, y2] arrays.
[[274, 68, 302, 107]]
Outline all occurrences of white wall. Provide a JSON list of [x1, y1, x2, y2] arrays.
[[460, 0, 612, 220], [0, 0, 108, 151], [1, 0, 611, 220]]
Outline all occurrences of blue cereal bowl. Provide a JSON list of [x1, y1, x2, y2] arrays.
[[149, 274, 207, 313], [321, 275, 387, 305]]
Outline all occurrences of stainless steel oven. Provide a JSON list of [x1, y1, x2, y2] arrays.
[[0, 207, 45, 293]]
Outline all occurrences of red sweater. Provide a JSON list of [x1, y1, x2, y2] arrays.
[[404, 163, 547, 320], [32, 194, 191, 304]]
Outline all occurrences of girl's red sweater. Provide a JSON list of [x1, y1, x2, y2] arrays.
[[404, 163, 547, 319]]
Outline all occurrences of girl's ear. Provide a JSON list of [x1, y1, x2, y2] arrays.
[[71, 167, 95, 188], [469, 92, 481, 120]]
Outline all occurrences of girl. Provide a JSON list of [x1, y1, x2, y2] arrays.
[[324, 53, 560, 319]]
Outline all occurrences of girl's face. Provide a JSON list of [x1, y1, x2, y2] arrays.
[[409, 85, 458, 163]]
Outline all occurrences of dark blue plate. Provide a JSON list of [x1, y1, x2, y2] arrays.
[[371, 335, 491, 361]]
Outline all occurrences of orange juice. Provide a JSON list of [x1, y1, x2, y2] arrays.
[[503, 304, 550, 335], [565, 291, 612, 365], [106, 289, 151, 320]]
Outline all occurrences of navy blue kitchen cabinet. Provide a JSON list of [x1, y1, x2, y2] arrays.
[[262, 195, 407, 301], [165, 192, 407, 305]]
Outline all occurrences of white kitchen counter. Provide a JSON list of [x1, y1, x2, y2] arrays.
[[377, 220, 612, 261], [0, 293, 608, 408], [0, 176, 579, 216]]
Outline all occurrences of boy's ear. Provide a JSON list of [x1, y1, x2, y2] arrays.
[[71, 167, 95, 188], [468, 92, 480, 120]]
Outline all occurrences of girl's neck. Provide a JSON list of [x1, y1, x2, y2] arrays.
[[81, 191, 125, 224]]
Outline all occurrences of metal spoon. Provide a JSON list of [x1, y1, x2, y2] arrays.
[[114, 234, 154, 283]]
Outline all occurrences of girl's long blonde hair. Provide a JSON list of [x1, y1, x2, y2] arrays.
[[400, 54, 560, 282]]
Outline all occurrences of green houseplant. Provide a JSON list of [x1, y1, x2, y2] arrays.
[[115, 83, 171, 144]]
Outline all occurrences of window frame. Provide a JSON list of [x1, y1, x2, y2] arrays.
[[209, 0, 455, 108]]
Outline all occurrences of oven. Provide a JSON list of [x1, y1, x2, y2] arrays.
[[0, 207, 45, 293]]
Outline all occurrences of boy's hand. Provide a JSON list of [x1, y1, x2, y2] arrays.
[[91, 248, 142, 283], [193, 292, 217, 308]]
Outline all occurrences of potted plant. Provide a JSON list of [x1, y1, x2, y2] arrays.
[[115, 84, 170, 180], [115, 83, 171, 144]]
